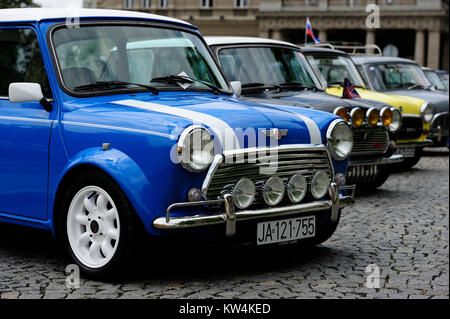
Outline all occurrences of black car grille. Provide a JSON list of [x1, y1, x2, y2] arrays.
[[204, 147, 333, 204], [398, 116, 424, 139], [351, 127, 389, 156]]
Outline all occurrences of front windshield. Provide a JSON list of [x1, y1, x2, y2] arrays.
[[365, 63, 431, 91], [305, 54, 366, 88], [438, 73, 449, 90], [52, 25, 229, 94], [217, 46, 322, 90], [423, 70, 447, 91]]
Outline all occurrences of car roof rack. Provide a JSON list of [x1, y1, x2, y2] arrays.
[[304, 42, 383, 56]]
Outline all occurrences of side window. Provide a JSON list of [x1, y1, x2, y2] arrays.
[[0, 28, 52, 98]]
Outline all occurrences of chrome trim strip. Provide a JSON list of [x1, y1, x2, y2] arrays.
[[396, 140, 434, 148], [201, 155, 224, 194], [0, 116, 53, 124], [154, 183, 355, 233], [61, 121, 174, 139], [349, 154, 404, 167]]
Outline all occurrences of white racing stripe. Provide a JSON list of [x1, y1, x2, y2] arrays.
[[111, 99, 241, 151], [291, 114, 322, 144]]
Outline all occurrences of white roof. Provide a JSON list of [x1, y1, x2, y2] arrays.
[[0, 8, 192, 27], [205, 36, 298, 49]]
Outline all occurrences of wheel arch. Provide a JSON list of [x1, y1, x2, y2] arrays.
[[50, 147, 157, 237]]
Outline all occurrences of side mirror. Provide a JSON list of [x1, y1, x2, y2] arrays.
[[9, 82, 44, 103], [230, 81, 242, 96], [8, 83, 52, 112]]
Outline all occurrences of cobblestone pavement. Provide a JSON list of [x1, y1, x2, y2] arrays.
[[0, 148, 448, 299]]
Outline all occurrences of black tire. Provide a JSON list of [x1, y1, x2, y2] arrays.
[[296, 210, 341, 247], [55, 170, 142, 280], [356, 166, 391, 192]]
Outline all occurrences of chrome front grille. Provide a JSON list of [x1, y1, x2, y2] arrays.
[[203, 146, 334, 201], [351, 127, 389, 156]]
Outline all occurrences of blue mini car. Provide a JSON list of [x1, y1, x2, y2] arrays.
[[0, 8, 354, 277]]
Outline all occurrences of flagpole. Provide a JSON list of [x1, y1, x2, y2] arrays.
[[304, 17, 308, 45]]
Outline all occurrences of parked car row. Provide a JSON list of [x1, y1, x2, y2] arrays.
[[0, 8, 448, 278]]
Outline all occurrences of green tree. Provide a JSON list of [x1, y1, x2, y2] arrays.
[[0, 0, 40, 8]]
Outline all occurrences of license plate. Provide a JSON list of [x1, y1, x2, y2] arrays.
[[256, 216, 315, 245], [396, 147, 416, 158]]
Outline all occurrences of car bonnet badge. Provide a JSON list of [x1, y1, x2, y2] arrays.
[[263, 128, 288, 140]]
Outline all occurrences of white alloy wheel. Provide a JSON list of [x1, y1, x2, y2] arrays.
[[67, 186, 120, 269]]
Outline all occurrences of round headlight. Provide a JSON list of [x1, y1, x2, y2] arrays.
[[380, 107, 393, 127], [334, 107, 349, 123], [232, 178, 255, 210], [326, 120, 353, 160], [263, 176, 285, 207], [366, 108, 380, 127], [421, 103, 434, 123], [311, 171, 330, 200], [178, 125, 215, 173], [350, 108, 364, 128], [389, 108, 402, 133], [287, 173, 307, 204]]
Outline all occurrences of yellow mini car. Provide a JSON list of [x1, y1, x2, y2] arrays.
[[302, 47, 433, 168]]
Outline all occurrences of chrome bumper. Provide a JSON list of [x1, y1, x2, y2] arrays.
[[153, 183, 355, 236], [349, 154, 404, 167], [396, 139, 433, 149]]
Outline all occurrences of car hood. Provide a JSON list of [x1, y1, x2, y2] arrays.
[[387, 90, 449, 113], [244, 90, 391, 113], [326, 86, 426, 115], [62, 92, 337, 151]]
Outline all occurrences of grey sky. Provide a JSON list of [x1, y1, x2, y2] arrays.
[[34, 0, 83, 8]]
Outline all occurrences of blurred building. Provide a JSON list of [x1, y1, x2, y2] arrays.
[[85, 0, 449, 70]]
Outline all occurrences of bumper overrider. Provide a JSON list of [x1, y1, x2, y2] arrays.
[[153, 145, 355, 237]]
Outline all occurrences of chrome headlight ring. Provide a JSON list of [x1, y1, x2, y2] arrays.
[[389, 107, 402, 133], [326, 120, 354, 161], [177, 125, 215, 173], [420, 102, 434, 123]]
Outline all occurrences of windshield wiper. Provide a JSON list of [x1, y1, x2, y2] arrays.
[[74, 81, 159, 94], [406, 83, 422, 90], [279, 81, 323, 92], [241, 83, 280, 93], [151, 75, 223, 94]]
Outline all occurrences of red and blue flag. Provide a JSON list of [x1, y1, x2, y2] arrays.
[[306, 17, 321, 44], [342, 78, 361, 99]]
